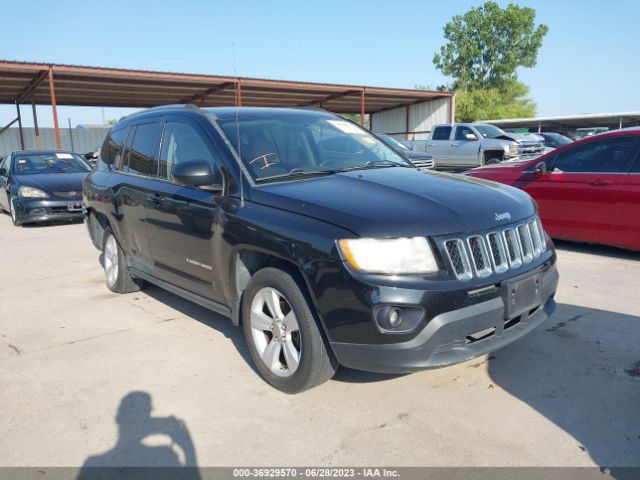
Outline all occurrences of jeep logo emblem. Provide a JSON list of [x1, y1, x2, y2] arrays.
[[495, 211, 511, 222]]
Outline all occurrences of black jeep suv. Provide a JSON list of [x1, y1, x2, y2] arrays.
[[84, 105, 558, 393]]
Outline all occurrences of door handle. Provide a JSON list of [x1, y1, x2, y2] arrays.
[[147, 192, 165, 204], [427, 143, 435, 147], [589, 179, 613, 186], [451, 142, 459, 147]]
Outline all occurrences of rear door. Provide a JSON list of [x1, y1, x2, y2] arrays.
[[144, 116, 225, 302], [613, 151, 640, 250], [112, 121, 162, 274], [451, 125, 481, 168], [427, 126, 453, 167], [518, 135, 640, 245]]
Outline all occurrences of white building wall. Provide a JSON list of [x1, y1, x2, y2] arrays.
[[371, 97, 452, 140], [0, 127, 109, 156]]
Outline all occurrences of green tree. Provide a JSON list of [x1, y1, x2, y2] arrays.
[[433, 1, 548, 90], [432, 1, 547, 121]]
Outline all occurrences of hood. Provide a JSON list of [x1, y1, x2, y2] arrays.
[[16, 172, 88, 192], [403, 150, 433, 160], [495, 132, 543, 144], [250, 167, 536, 238]]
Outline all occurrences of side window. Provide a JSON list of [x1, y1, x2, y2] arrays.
[[432, 126, 452, 141], [454, 126, 475, 141], [124, 123, 162, 176], [101, 128, 126, 168], [553, 136, 639, 174], [158, 122, 221, 183]]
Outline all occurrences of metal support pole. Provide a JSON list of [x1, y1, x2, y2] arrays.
[[16, 102, 25, 150], [360, 89, 366, 127], [48, 66, 62, 149], [235, 79, 242, 107], [32, 101, 41, 148], [449, 94, 455, 124], [538, 121, 541, 133], [68, 117, 74, 151], [405, 105, 411, 140], [619, 116, 623, 130]]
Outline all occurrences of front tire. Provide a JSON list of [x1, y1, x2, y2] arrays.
[[242, 267, 337, 393], [9, 197, 21, 226], [102, 229, 143, 294], [483, 154, 502, 165]]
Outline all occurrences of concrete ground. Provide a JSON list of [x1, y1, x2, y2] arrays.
[[0, 214, 638, 468]]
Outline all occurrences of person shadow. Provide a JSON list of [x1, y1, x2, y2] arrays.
[[77, 391, 200, 480]]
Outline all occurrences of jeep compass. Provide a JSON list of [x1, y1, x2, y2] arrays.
[[83, 105, 559, 393]]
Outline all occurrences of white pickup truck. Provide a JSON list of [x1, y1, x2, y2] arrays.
[[403, 123, 544, 170]]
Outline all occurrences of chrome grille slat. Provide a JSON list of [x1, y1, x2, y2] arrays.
[[442, 216, 546, 281]]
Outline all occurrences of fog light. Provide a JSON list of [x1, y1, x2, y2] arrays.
[[28, 208, 45, 216], [374, 305, 424, 333]]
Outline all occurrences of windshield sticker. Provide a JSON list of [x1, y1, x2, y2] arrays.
[[56, 153, 73, 159], [327, 120, 363, 134]]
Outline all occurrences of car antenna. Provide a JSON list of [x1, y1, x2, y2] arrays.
[[233, 43, 245, 208]]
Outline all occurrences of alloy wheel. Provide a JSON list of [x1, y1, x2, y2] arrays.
[[104, 235, 119, 288], [250, 287, 301, 377]]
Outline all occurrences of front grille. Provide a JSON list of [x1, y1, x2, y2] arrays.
[[411, 158, 435, 171], [53, 191, 81, 199], [443, 216, 547, 281]]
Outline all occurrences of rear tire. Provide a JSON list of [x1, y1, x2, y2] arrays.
[[242, 267, 337, 393], [102, 229, 143, 294]]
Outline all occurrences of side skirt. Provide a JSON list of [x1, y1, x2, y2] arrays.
[[130, 267, 232, 319]]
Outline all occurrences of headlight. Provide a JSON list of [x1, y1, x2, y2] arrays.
[[18, 186, 49, 198], [337, 237, 438, 274], [508, 142, 518, 157]]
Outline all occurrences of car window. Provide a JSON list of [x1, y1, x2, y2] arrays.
[[432, 126, 452, 141], [0, 155, 8, 172], [124, 123, 162, 176], [10, 152, 91, 175], [552, 136, 640, 174], [158, 121, 221, 183], [454, 126, 475, 141], [102, 128, 126, 168]]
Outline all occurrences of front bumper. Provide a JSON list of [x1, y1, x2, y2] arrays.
[[330, 263, 558, 374], [13, 197, 84, 224]]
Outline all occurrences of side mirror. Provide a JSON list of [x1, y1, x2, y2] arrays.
[[534, 161, 548, 178], [464, 133, 478, 141], [0, 167, 6, 176], [172, 159, 222, 192]]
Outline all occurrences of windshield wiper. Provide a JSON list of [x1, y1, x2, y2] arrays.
[[338, 161, 410, 172], [255, 168, 339, 183]]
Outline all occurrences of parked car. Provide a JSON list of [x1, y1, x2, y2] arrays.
[[377, 133, 434, 170], [403, 123, 545, 170], [536, 132, 573, 150], [84, 105, 558, 393], [0, 150, 92, 226], [465, 129, 640, 251]]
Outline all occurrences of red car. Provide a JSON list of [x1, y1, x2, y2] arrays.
[[466, 129, 640, 251]]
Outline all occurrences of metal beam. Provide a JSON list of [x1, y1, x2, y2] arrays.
[[32, 101, 41, 148], [302, 89, 360, 107], [0, 117, 18, 136], [16, 102, 24, 149], [360, 89, 366, 127], [180, 81, 233, 105], [48, 66, 61, 149], [16, 70, 48, 104], [235, 79, 242, 107]]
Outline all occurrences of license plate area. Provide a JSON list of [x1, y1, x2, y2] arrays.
[[501, 273, 543, 319], [67, 202, 82, 212]]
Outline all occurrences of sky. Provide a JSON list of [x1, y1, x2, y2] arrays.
[[1, 0, 639, 127]]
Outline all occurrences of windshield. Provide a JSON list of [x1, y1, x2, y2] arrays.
[[12, 152, 92, 175], [474, 124, 507, 139], [378, 134, 410, 152], [544, 133, 573, 145], [216, 113, 411, 182]]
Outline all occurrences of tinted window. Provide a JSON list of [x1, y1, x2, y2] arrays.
[[454, 126, 475, 141], [432, 126, 452, 141], [552, 136, 639, 174], [102, 128, 126, 167], [124, 123, 161, 176], [158, 122, 221, 183], [0, 155, 8, 172]]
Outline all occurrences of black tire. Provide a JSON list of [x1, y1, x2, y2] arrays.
[[483, 154, 502, 165], [102, 228, 143, 294], [242, 267, 337, 393]]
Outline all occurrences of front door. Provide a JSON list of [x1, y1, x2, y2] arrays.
[[0, 154, 11, 210], [427, 125, 453, 168], [517, 135, 640, 245], [451, 125, 481, 168], [145, 117, 224, 302]]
